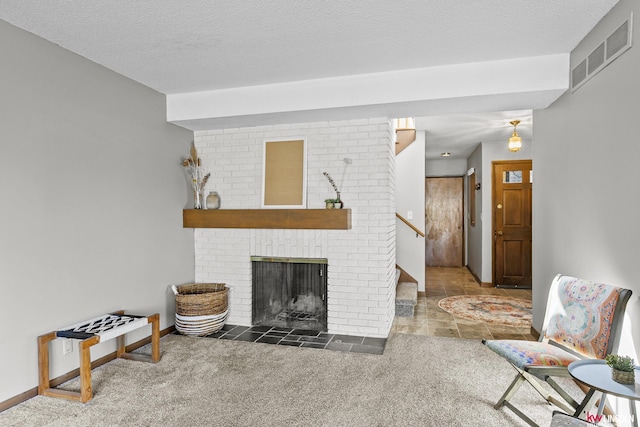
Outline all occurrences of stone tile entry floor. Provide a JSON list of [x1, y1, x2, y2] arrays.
[[392, 266, 536, 341], [195, 267, 534, 355], [201, 324, 387, 355]]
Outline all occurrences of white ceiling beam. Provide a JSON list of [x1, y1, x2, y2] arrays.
[[167, 54, 569, 130]]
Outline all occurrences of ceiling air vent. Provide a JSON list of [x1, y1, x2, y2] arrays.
[[588, 43, 605, 74], [571, 12, 633, 92], [607, 19, 630, 59], [571, 59, 587, 88]]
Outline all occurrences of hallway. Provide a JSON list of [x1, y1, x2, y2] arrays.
[[391, 267, 536, 341]]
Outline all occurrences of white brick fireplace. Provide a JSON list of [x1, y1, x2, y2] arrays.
[[193, 118, 396, 338]]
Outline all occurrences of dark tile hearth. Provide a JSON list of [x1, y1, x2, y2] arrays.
[[202, 324, 387, 355]]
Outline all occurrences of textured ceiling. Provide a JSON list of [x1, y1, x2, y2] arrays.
[[0, 0, 618, 94], [416, 110, 533, 159], [0, 0, 618, 158]]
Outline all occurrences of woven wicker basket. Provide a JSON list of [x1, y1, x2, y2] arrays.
[[611, 368, 635, 384], [175, 283, 228, 336]]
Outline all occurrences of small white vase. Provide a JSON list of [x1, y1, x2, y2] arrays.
[[206, 191, 221, 209]]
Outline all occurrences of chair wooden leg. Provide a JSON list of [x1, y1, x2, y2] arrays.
[[497, 371, 543, 427], [517, 371, 577, 415], [546, 377, 580, 413], [495, 369, 573, 427], [503, 401, 540, 427], [573, 388, 600, 419], [495, 372, 526, 409], [521, 371, 554, 401]]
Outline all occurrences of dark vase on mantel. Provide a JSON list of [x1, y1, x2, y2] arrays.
[[334, 193, 343, 209]]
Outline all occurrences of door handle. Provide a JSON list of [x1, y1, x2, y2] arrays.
[[495, 231, 504, 236]]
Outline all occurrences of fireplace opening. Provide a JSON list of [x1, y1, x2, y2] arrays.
[[251, 257, 328, 331]]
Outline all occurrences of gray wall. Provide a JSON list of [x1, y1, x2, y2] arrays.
[[425, 158, 467, 177], [533, 0, 639, 361], [0, 21, 194, 403], [466, 145, 483, 278]]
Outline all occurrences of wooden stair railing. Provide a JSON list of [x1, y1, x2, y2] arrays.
[[396, 213, 425, 238]]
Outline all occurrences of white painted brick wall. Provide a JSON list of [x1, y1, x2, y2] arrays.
[[193, 118, 396, 337]]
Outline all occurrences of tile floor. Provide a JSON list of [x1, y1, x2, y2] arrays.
[[205, 324, 386, 354], [203, 266, 535, 354], [391, 266, 537, 341]]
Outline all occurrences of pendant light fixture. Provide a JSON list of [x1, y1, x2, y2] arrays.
[[508, 120, 522, 152]]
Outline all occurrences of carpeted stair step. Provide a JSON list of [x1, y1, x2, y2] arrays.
[[395, 281, 418, 317]]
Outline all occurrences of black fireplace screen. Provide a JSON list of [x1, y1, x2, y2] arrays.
[[251, 257, 328, 331]]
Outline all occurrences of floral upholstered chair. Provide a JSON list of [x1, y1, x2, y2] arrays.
[[483, 274, 632, 427]]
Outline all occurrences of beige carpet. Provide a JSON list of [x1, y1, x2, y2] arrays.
[[0, 333, 583, 426]]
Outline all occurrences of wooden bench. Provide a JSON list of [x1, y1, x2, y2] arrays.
[[37, 310, 160, 403]]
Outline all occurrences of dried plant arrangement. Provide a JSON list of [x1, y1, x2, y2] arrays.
[[323, 171, 340, 203], [323, 158, 351, 208], [182, 142, 210, 209]]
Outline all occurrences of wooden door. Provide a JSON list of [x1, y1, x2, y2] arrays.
[[425, 177, 463, 267], [492, 160, 532, 288]]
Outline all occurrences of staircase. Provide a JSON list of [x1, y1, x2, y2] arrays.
[[395, 267, 418, 317], [394, 117, 416, 155], [395, 128, 416, 155], [394, 118, 419, 316]]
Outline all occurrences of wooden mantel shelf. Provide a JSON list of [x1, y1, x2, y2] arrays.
[[183, 209, 351, 230]]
